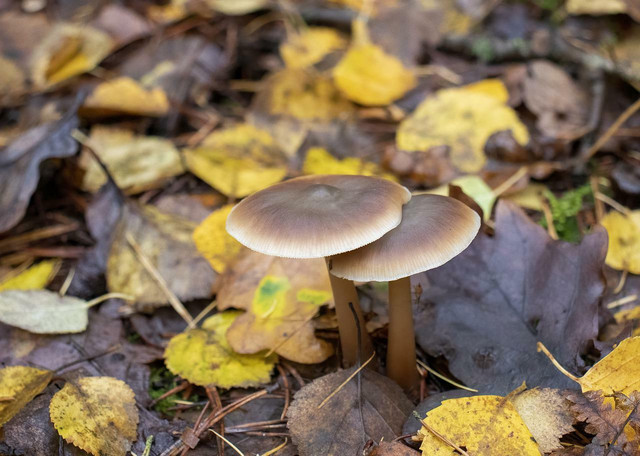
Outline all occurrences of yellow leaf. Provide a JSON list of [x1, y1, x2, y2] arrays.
[[579, 336, 640, 395], [82, 77, 170, 117], [566, 0, 627, 15], [614, 306, 640, 324], [30, 24, 114, 89], [397, 79, 529, 173], [0, 366, 52, 427], [425, 175, 495, 220], [50, 376, 138, 456], [333, 43, 416, 106], [184, 124, 288, 198], [0, 260, 59, 292], [600, 210, 640, 274], [193, 204, 246, 273], [504, 183, 549, 211], [303, 147, 397, 181], [218, 249, 334, 364], [207, 0, 268, 15], [280, 27, 347, 69], [417, 395, 541, 455], [164, 311, 276, 389], [78, 126, 183, 193], [329, 0, 400, 14], [0, 56, 25, 102]]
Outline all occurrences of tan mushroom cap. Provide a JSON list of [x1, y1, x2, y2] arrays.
[[330, 194, 481, 281], [226, 174, 411, 258]]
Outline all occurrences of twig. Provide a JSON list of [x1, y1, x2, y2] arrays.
[[613, 269, 629, 295], [492, 166, 528, 198], [413, 411, 470, 456], [149, 382, 189, 408], [191, 300, 217, 327], [540, 200, 559, 240], [606, 294, 638, 309], [594, 192, 630, 215], [317, 351, 375, 409], [583, 97, 640, 161], [58, 266, 75, 296], [86, 292, 134, 308], [282, 362, 305, 388]]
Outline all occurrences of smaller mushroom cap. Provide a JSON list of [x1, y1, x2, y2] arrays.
[[226, 174, 411, 258], [330, 194, 480, 281]]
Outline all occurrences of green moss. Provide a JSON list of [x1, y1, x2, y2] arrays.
[[539, 184, 593, 243]]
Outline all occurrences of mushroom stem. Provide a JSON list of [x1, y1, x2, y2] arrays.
[[387, 277, 419, 391], [326, 261, 374, 366]]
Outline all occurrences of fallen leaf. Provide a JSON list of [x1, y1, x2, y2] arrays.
[[565, 390, 628, 445], [92, 4, 153, 47], [566, 0, 627, 15], [600, 210, 640, 274], [368, 441, 420, 455], [280, 27, 347, 69], [302, 147, 396, 181], [30, 23, 114, 88], [0, 260, 58, 292], [164, 311, 277, 389], [0, 56, 25, 105], [414, 201, 607, 394], [0, 290, 89, 334], [504, 183, 549, 211], [579, 336, 640, 395], [193, 204, 246, 274], [287, 367, 414, 456], [81, 77, 170, 117], [0, 366, 52, 427], [183, 124, 288, 198], [424, 175, 495, 220], [78, 126, 183, 193], [49, 376, 139, 456], [107, 202, 216, 311], [511, 387, 575, 453], [397, 79, 529, 173], [0, 106, 78, 233], [207, 0, 268, 15], [416, 395, 541, 455]]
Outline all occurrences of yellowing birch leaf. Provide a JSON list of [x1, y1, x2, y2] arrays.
[[417, 395, 541, 455], [303, 147, 397, 181], [0, 260, 59, 291], [30, 24, 114, 89], [82, 77, 170, 117], [50, 376, 138, 456], [0, 366, 53, 427], [184, 124, 288, 198], [0, 290, 88, 334], [193, 204, 246, 273], [579, 336, 640, 395], [78, 126, 183, 192], [164, 311, 276, 389], [397, 79, 529, 173], [600, 210, 640, 274], [333, 43, 415, 106], [280, 27, 347, 69]]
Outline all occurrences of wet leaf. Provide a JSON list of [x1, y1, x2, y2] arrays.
[[417, 395, 541, 455], [600, 210, 640, 274], [184, 124, 288, 198], [193, 204, 246, 274], [78, 126, 183, 193], [302, 147, 396, 181], [287, 368, 414, 456], [0, 260, 58, 291], [397, 79, 529, 173], [49, 376, 139, 456], [0, 366, 52, 427], [164, 311, 276, 389], [0, 290, 89, 334], [81, 77, 170, 117], [280, 27, 346, 69]]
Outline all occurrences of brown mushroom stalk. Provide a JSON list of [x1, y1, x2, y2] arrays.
[[386, 277, 418, 391]]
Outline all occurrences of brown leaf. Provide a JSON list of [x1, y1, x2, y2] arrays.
[[287, 368, 414, 456], [367, 441, 420, 455], [565, 390, 627, 445]]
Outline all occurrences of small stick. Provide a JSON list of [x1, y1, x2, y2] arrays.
[[416, 360, 478, 393], [277, 365, 291, 420], [86, 292, 134, 308], [58, 266, 75, 296], [606, 294, 638, 309], [413, 412, 470, 456], [492, 166, 528, 198], [317, 351, 375, 409], [583, 97, 640, 161], [149, 382, 189, 408], [540, 200, 559, 240], [613, 269, 629, 295], [282, 362, 305, 388], [191, 300, 217, 327], [594, 192, 630, 215], [537, 342, 581, 384]]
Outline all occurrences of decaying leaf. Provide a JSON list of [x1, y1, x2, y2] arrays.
[[49, 376, 139, 456], [287, 367, 414, 456], [579, 336, 640, 395], [302, 147, 396, 181], [566, 390, 628, 445], [414, 201, 607, 394], [0, 366, 52, 427], [0, 290, 89, 334], [193, 204, 246, 274], [81, 77, 170, 117], [417, 395, 541, 455], [107, 202, 216, 311], [78, 126, 183, 193], [0, 260, 58, 292], [164, 311, 277, 389], [600, 210, 640, 274], [280, 27, 346, 69], [510, 387, 575, 453], [183, 124, 288, 198], [368, 441, 420, 455], [397, 79, 529, 173]]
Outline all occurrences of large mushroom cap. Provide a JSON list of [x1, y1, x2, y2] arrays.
[[226, 174, 411, 258], [330, 194, 481, 281]]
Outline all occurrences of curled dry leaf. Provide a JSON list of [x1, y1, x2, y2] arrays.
[[287, 367, 414, 456], [600, 210, 640, 274], [0, 290, 89, 334], [0, 366, 52, 427], [193, 204, 246, 274], [0, 260, 58, 291], [81, 77, 170, 117], [417, 395, 541, 455], [164, 311, 277, 389], [280, 27, 347, 69], [49, 376, 139, 456]]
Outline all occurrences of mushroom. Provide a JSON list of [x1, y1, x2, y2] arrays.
[[330, 194, 481, 390], [226, 174, 411, 365]]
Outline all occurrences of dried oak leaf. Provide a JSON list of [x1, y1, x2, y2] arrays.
[[287, 368, 414, 456], [565, 390, 627, 445], [0, 106, 78, 233], [414, 200, 607, 394]]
